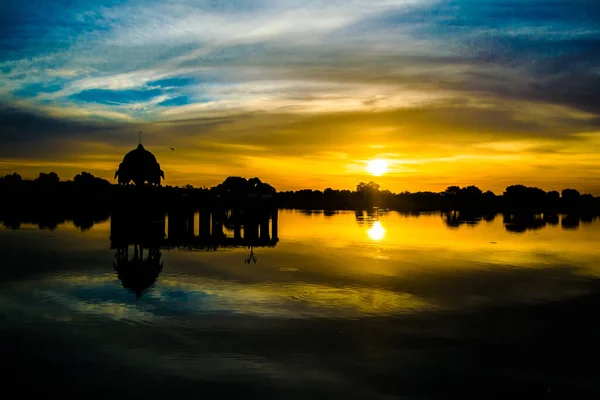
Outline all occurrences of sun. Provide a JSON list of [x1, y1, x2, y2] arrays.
[[366, 159, 388, 176]]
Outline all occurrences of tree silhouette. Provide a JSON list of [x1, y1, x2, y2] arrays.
[[1, 170, 600, 216], [356, 181, 380, 194], [444, 186, 461, 196], [547, 190, 560, 203], [0, 173, 22, 191], [504, 185, 546, 210], [561, 188, 581, 209], [214, 176, 276, 198], [35, 172, 59, 185], [461, 185, 483, 198], [73, 171, 111, 192]]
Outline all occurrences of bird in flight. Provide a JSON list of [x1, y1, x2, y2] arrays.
[[170, 148, 175, 151]]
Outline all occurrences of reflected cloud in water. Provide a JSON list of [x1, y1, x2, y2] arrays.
[[5, 208, 600, 315], [4, 209, 600, 397]]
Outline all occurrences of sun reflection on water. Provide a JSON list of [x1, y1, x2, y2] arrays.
[[367, 221, 386, 241]]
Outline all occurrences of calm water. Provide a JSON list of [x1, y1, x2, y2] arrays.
[[2, 210, 600, 398]]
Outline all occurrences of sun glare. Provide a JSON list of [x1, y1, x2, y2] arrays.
[[367, 221, 386, 241], [366, 159, 388, 176]]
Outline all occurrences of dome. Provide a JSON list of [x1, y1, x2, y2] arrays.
[[113, 248, 163, 299], [115, 144, 164, 186]]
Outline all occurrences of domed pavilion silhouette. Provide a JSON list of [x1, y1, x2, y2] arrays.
[[115, 134, 164, 186], [114, 245, 163, 300]]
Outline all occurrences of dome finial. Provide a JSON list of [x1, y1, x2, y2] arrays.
[[138, 131, 143, 146]]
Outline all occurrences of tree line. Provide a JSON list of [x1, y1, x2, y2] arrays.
[[278, 181, 599, 213], [1, 172, 599, 213]]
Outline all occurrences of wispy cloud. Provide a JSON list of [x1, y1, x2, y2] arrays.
[[1, 0, 600, 191], [3, 0, 599, 117]]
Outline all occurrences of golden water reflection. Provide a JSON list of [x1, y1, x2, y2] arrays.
[[4, 213, 600, 397], [367, 221, 386, 241], [276, 210, 600, 277], [4, 210, 600, 323]]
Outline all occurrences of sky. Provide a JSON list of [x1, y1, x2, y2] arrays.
[[1, 0, 600, 193]]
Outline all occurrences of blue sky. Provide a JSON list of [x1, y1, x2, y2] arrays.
[[1, 0, 600, 192]]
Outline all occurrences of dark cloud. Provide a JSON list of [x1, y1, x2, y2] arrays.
[[243, 1, 600, 117], [199, 105, 598, 156], [3, 96, 600, 164], [451, 31, 600, 114], [0, 104, 129, 159], [396, 0, 600, 32]]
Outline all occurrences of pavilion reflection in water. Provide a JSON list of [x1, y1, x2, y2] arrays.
[[110, 208, 279, 299]]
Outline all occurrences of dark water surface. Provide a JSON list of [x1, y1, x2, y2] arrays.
[[2, 210, 600, 398]]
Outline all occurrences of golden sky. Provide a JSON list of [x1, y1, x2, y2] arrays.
[[1, 1, 600, 193]]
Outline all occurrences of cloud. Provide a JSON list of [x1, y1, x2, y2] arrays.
[[156, 96, 191, 107], [69, 88, 164, 105], [3, 0, 599, 119], [1, 0, 600, 191], [12, 82, 63, 98], [4, 95, 600, 193]]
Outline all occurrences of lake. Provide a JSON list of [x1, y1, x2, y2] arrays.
[[2, 209, 600, 398]]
